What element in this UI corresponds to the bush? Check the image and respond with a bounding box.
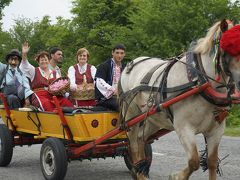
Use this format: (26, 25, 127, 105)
(226, 105, 240, 127)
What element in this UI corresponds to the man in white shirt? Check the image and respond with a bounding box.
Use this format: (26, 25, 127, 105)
(49, 47, 63, 76)
(95, 44, 126, 111)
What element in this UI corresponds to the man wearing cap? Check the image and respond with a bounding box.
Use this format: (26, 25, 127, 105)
(0, 49, 33, 109)
(49, 47, 63, 76)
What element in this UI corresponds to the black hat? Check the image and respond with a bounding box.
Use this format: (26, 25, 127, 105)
(5, 49, 22, 62)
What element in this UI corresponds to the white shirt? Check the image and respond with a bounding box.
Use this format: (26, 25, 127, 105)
(49, 64, 61, 76)
(95, 59, 121, 99)
(96, 78, 115, 99)
(68, 63, 96, 90)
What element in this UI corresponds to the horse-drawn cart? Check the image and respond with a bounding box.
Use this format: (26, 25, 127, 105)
(2, 20, 240, 180)
(0, 78, 239, 180)
(0, 93, 154, 180)
(0, 78, 236, 180)
(0, 81, 221, 180)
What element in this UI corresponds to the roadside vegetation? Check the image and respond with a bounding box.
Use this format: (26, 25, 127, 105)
(225, 105, 240, 136)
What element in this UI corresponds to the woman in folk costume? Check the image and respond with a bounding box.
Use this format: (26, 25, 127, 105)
(68, 48, 97, 107)
(19, 42, 73, 111)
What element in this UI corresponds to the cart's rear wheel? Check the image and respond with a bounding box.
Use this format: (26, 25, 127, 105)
(124, 143, 152, 171)
(0, 124, 13, 166)
(40, 138, 68, 180)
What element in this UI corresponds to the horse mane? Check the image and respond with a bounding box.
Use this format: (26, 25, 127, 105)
(194, 21, 222, 54)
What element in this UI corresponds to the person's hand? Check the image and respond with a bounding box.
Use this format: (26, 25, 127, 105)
(24, 97, 30, 107)
(22, 42, 30, 54)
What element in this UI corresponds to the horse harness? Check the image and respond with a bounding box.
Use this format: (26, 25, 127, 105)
(119, 50, 235, 125)
(118, 54, 198, 124)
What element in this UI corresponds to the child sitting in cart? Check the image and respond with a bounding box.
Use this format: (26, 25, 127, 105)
(19, 42, 73, 112)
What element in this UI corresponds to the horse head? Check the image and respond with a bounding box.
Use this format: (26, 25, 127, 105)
(194, 19, 240, 94)
(220, 22, 240, 90)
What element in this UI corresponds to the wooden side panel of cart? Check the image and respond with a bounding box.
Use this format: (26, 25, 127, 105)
(0, 108, 125, 142)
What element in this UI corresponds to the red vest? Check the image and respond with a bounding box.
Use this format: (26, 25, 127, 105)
(31, 67, 57, 90)
(74, 64, 93, 84)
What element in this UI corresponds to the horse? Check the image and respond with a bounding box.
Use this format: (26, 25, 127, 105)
(118, 19, 240, 180)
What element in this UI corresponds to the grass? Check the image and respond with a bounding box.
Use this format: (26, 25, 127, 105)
(224, 127, 240, 137)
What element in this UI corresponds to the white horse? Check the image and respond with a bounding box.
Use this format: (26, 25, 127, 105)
(119, 20, 240, 180)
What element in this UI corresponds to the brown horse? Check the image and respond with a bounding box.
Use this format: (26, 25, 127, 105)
(119, 20, 240, 180)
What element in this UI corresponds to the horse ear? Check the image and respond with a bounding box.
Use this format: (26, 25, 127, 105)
(220, 19, 229, 33)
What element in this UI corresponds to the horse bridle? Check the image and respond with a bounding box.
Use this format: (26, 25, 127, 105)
(187, 48, 236, 106)
(220, 52, 232, 77)
(212, 35, 236, 96)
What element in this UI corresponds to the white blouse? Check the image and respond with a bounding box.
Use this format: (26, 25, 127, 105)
(68, 63, 96, 90)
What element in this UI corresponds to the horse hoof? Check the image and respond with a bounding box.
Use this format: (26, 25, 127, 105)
(130, 168, 137, 180)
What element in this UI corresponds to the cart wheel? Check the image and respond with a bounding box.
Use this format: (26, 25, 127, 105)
(0, 124, 13, 167)
(40, 138, 68, 180)
(124, 143, 152, 171)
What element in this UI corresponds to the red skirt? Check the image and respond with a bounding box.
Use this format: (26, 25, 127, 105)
(32, 90, 73, 112)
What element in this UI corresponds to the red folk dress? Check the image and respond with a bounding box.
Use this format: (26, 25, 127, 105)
(31, 68, 73, 111)
(73, 64, 96, 107)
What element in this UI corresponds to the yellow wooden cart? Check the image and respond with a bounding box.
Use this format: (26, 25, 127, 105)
(0, 93, 153, 180)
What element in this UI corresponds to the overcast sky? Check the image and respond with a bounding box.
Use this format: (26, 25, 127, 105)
(2, 0, 73, 31)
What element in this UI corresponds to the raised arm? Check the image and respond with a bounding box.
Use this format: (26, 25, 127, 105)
(68, 66, 77, 90)
(19, 42, 35, 81)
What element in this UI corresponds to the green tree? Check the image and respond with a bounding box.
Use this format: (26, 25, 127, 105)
(0, 0, 12, 27)
(9, 18, 35, 45)
(126, 0, 240, 59)
(30, 16, 76, 72)
(71, 0, 136, 64)
(6, 16, 76, 71)
(0, 0, 12, 60)
(2, 0, 240, 68)
(1, 16, 71, 64)
(0, 30, 14, 61)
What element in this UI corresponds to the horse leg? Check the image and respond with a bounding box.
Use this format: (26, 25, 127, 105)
(170, 129, 199, 180)
(123, 101, 149, 180)
(127, 126, 148, 180)
(205, 125, 224, 180)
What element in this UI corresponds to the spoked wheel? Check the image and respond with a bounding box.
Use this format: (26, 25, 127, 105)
(40, 138, 68, 180)
(0, 124, 13, 166)
(124, 143, 153, 171)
